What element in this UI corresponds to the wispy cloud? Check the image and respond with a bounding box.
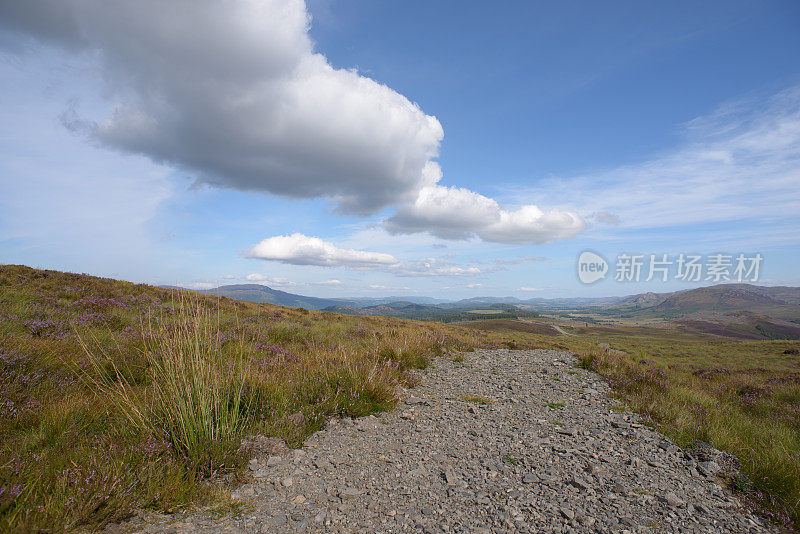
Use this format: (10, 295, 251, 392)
(492, 255, 547, 265)
(312, 279, 342, 286)
(245, 273, 298, 287)
(526, 87, 800, 237)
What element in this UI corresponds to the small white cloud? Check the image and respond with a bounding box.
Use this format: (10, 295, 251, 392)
(313, 279, 342, 286)
(222, 274, 236, 279)
(245, 233, 400, 268)
(520, 286, 543, 291)
(467, 283, 483, 288)
(493, 255, 548, 265)
(245, 273, 297, 286)
(271, 277, 298, 286)
(394, 264, 484, 277)
(386, 185, 585, 244)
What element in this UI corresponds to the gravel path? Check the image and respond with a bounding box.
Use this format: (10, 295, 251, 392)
(125, 349, 774, 533)
(551, 326, 576, 336)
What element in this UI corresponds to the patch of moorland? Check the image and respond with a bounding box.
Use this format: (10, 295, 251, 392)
(0, 265, 560, 532)
(461, 318, 560, 336)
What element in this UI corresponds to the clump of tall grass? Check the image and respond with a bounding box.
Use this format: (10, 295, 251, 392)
(78, 297, 251, 475)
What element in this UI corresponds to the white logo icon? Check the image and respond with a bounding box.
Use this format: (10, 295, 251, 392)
(577, 251, 608, 284)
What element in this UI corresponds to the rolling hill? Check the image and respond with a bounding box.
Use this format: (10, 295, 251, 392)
(194, 284, 349, 309)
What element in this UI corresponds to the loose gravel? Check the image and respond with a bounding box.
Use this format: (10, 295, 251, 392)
(118, 349, 775, 533)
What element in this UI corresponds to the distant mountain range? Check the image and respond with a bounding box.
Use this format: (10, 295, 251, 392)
(189, 284, 447, 310)
(185, 283, 628, 312)
(179, 282, 800, 338)
(186, 281, 797, 317)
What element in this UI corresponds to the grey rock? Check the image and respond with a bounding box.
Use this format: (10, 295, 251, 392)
(339, 487, 362, 501)
(560, 507, 575, 520)
(698, 460, 720, 476)
(663, 492, 685, 507)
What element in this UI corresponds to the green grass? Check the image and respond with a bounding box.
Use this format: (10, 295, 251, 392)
(546, 402, 565, 409)
(502, 454, 519, 465)
(0, 264, 555, 532)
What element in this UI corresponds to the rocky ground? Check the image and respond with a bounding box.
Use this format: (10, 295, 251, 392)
(120, 349, 775, 533)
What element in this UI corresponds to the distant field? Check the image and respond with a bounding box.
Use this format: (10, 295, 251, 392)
(465, 309, 503, 314)
(462, 319, 560, 336)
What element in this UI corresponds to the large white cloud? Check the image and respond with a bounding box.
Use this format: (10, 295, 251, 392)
(386, 185, 586, 243)
(245, 233, 399, 268)
(0, 0, 443, 215)
(0, 0, 587, 244)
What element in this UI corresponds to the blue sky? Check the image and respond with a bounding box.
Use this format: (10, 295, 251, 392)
(1, 0, 799, 299)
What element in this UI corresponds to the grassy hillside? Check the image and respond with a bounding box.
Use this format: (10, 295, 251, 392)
(0, 265, 556, 532)
(3, 265, 799, 530)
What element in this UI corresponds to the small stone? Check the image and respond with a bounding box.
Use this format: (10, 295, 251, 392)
(281, 477, 294, 487)
(267, 455, 282, 467)
(339, 487, 361, 501)
(663, 492, 685, 507)
(406, 396, 425, 405)
(569, 476, 591, 490)
(314, 458, 332, 470)
(248, 458, 259, 471)
(560, 507, 575, 520)
(698, 460, 720, 476)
